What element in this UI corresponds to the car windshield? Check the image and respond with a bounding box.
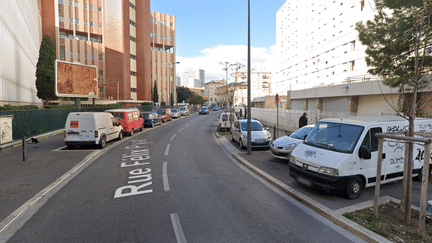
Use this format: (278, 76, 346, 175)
(305, 122, 364, 153)
(290, 126, 313, 140)
(156, 110, 166, 115)
(240, 121, 263, 131)
(200, 108, 207, 111)
(172, 109, 177, 112)
(180, 107, 186, 111)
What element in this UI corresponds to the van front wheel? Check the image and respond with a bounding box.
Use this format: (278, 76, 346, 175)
(345, 176, 363, 200)
(118, 131, 123, 140)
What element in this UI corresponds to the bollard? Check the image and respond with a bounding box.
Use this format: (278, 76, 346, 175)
(22, 138, 27, 161)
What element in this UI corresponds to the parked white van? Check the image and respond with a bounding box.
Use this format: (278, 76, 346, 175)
(217, 112, 238, 132)
(289, 116, 432, 199)
(64, 112, 123, 149)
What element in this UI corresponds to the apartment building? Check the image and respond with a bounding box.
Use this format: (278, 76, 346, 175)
(204, 80, 225, 105)
(41, 0, 106, 98)
(105, 0, 151, 101)
(1, 1, 42, 106)
(151, 11, 176, 104)
(275, 0, 376, 94)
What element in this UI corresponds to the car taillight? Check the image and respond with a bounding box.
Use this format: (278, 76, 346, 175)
(95, 131, 99, 138)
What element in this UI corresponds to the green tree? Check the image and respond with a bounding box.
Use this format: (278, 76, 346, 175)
(176, 86, 194, 103)
(356, 0, 432, 225)
(188, 95, 206, 105)
(153, 82, 159, 102)
(35, 35, 57, 106)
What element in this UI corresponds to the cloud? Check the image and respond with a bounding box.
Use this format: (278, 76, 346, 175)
(177, 45, 276, 82)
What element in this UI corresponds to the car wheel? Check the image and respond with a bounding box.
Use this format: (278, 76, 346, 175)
(151, 121, 155, 127)
(118, 131, 123, 140)
(67, 144, 75, 149)
(345, 176, 363, 200)
(99, 136, 107, 149)
(140, 124, 144, 132)
(130, 129, 134, 136)
(239, 139, 246, 149)
(230, 133, 234, 141)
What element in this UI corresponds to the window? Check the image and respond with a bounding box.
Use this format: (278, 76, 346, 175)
(129, 2, 135, 9)
(70, 51, 73, 59)
(85, 52, 88, 59)
(59, 0, 64, 4)
(98, 6, 102, 11)
(84, 21, 88, 26)
(68, 34, 73, 39)
(130, 54, 136, 60)
(170, 23, 173, 27)
(361, 128, 382, 152)
(75, 1, 78, 7)
(164, 35, 167, 39)
(150, 33, 153, 37)
(164, 21, 167, 25)
(59, 16, 64, 22)
(99, 54, 103, 60)
(60, 46, 65, 61)
(160, 34, 163, 39)
(69, 0, 72, 6)
(160, 20, 163, 24)
(131, 88, 137, 92)
(77, 51, 80, 58)
(170, 36, 173, 41)
(92, 53, 95, 60)
(98, 23, 102, 28)
(90, 5, 93, 10)
(90, 22, 94, 27)
(131, 71, 137, 76)
(99, 70, 103, 76)
(84, 3, 87, 8)
(60, 33, 67, 39)
(69, 18, 73, 23)
(130, 20, 136, 26)
(130, 36, 136, 42)
(75, 19, 79, 24)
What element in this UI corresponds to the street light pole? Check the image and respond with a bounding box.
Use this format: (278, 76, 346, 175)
(169, 61, 180, 107)
(247, 0, 251, 154)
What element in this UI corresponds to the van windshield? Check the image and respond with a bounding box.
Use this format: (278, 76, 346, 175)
(304, 122, 364, 153)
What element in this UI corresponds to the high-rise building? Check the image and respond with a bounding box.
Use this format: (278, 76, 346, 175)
(105, 0, 151, 101)
(180, 68, 205, 88)
(1, 1, 42, 106)
(151, 11, 176, 104)
(41, 0, 106, 99)
(40, 0, 151, 102)
(275, 0, 376, 94)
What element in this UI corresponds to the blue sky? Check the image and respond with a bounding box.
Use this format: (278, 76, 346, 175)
(150, 0, 285, 80)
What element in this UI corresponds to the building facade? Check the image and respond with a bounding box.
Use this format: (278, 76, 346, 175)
(180, 68, 205, 88)
(151, 11, 176, 104)
(1, 0, 42, 106)
(105, 0, 151, 102)
(275, 0, 376, 94)
(204, 80, 225, 105)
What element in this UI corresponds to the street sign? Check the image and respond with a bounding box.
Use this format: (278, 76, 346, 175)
(275, 93, 279, 104)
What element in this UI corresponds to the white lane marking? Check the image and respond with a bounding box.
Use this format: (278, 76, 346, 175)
(163, 162, 170, 191)
(170, 213, 187, 243)
(178, 128, 184, 132)
(185, 124, 190, 127)
(170, 134, 177, 141)
(165, 144, 170, 156)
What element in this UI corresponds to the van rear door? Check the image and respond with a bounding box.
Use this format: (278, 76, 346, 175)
(66, 117, 95, 142)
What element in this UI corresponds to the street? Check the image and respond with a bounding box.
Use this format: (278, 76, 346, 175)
(5, 111, 365, 242)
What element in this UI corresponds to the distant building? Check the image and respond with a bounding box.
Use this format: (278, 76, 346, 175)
(151, 11, 177, 104)
(204, 80, 226, 105)
(181, 68, 205, 88)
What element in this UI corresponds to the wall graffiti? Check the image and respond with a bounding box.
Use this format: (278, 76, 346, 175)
(304, 149, 317, 158)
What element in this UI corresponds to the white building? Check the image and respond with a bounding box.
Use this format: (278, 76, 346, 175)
(275, 0, 377, 94)
(0, 1, 42, 106)
(180, 68, 205, 88)
(232, 69, 272, 107)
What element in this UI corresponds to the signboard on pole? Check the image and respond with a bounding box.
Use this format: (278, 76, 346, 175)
(275, 93, 279, 104)
(55, 60, 98, 98)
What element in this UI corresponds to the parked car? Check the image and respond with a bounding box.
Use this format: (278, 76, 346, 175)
(217, 112, 238, 132)
(212, 106, 219, 111)
(199, 107, 209, 115)
(64, 112, 123, 149)
(156, 109, 172, 122)
(179, 106, 190, 116)
(105, 108, 144, 136)
(270, 125, 315, 160)
(141, 111, 162, 127)
(171, 108, 181, 119)
(230, 119, 272, 149)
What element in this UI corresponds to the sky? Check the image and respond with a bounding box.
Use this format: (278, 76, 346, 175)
(150, 0, 285, 82)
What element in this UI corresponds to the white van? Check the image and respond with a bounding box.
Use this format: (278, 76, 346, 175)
(64, 112, 123, 149)
(289, 116, 432, 199)
(217, 112, 238, 132)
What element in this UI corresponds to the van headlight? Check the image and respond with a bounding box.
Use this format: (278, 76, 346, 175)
(289, 155, 296, 164)
(318, 167, 339, 176)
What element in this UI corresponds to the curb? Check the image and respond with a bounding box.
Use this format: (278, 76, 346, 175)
(217, 135, 391, 243)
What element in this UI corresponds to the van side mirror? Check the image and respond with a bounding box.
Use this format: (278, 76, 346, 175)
(359, 145, 371, 160)
(115, 122, 120, 126)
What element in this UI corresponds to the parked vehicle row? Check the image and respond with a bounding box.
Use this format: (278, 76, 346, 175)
(227, 115, 432, 200)
(64, 107, 192, 149)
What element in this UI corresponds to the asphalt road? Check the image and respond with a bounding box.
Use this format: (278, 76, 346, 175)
(7, 111, 365, 242)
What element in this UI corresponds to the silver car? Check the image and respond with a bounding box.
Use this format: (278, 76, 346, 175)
(179, 107, 189, 116)
(171, 109, 180, 119)
(230, 120, 272, 149)
(270, 125, 314, 160)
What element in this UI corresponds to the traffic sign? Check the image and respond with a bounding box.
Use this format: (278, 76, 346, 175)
(275, 94, 279, 104)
